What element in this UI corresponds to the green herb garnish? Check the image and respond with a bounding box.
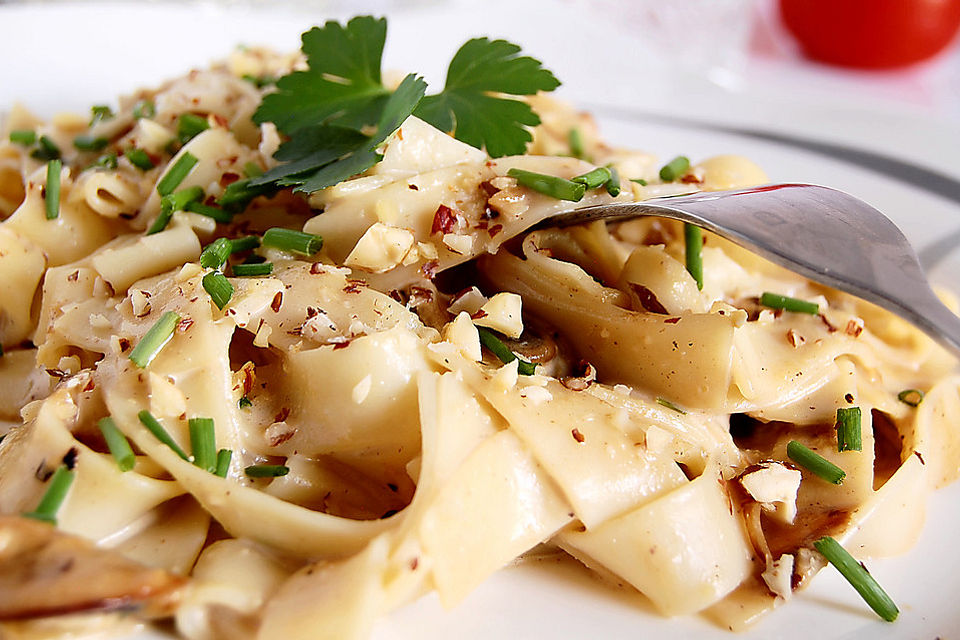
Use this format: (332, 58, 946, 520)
(787, 440, 845, 484)
(760, 292, 819, 315)
(245, 464, 290, 478)
(572, 167, 611, 190)
(262, 228, 323, 255)
(90, 104, 114, 125)
(128, 311, 179, 368)
(188, 417, 217, 473)
(897, 389, 924, 407)
(177, 113, 210, 144)
(202, 271, 234, 310)
(507, 168, 585, 202)
(232, 262, 273, 276)
(200, 237, 232, 269)
(659, 155, 690, 182)
(124, 148, 155, 171)
(30, 135, 61, 161)
(138, 410, 189, 460)
(477, 327, 536, 375)
(9, 129, 37, 146)
(605, 164, 621, 197)
(216, 178, 275, 213)
(73, 135, 108, 152)
(45, 159, 61, 220)
(813, 536, 898, 622)
(93, 152, 119, 170)
(656, 397, 687, 414)
(133, 100, 156, 119)
(568, 127, 586, 159)
(684, 224, 703, 290)
(836, 407, 862, 452)
(229, 236, 261, 253)
(238, 396, 253, 409)
(185, 201, 232, 223)
(23, 465, 75, 524)
(156, 152, 198, 196)
(147, 185, 205, 235)
(215, 449, 233, 478)
(97, 417, 135, 472)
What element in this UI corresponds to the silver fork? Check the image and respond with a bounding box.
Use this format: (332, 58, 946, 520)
(547, 183, 960, 357)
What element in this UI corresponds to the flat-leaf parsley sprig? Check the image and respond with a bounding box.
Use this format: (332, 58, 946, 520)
(251, 16, 559, 194)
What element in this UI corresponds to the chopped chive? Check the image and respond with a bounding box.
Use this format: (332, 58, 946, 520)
(262, 228, 323, 255)
(73, 135, 108, 152)
(45, 160, 61, 220)
(787, 440, 845, 484)
(568, 127, 586, 159)
(245, 464, 290, 478)
(185, 201, 232, 223)
(836, 407, 862, 452)
(572, 167, 611, 190)
(128, 310, 180, 368)
(215, 449, 233, 478)
(188, 417, 217, 473)
(200, 237, 232, 269)
(243, 161, 263, 178)
(229, 235, 261, 253)
(684, 224, 703, 290)
(477, 327, 537, 375)
(760, 292, 819, 315)
(605, 164, 621, 197)
(23, 465, 75, 524)
(659, 155, 690, 182)
(656, 397, 687, 414)
(202, 271, 234, 310)
(156, 152, 198, 196)
(9, 129, 37, 146)
(238, 396, 252, 409)
(897, 389, 924, 407)
(813, 536, 898, 622)
(508, 168, 585, 202)
(97, 417, 135, 472)
(30, 135, 61, 161)
(232, 262, 273, 276)
(177, 113, 210, 144)
(124, 147, 155, 171)
(133, 100, 156, 120)
(148, 186, 205, 235)
(217, 178, 275, 213)
(90, 105, 114, 125)
(631, 178, 648, 186)
(145, 208, 174, 235)
(92, 152, 119, 170)
(138, 410, 189, 460)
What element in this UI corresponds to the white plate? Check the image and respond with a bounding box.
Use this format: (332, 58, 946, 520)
(2, 3, 958, 639)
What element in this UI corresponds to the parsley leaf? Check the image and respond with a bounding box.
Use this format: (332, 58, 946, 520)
(414, 38, 560, 157)
(253, 16, 390, 134)
(251, 74, 427, 193)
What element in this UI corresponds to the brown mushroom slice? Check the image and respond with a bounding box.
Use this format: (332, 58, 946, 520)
(0, 515, 184, 620)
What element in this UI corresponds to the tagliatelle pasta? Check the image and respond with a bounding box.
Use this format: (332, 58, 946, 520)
(0, 33, 959, 640)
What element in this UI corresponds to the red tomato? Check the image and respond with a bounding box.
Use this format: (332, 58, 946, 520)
(779, 0, 960, 69)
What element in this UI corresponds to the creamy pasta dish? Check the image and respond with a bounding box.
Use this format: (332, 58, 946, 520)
(0, 17, 958, 640)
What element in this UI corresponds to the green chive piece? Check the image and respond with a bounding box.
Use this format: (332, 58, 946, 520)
(217, 178, 274, 213)
(659, 156, 690, 182)
(97, 417, 135, 472)
(23, 465, 75, 524)
(177, 113, 210, 144)
(229, 235, 261, 253)
(760, 292, 819, 315)
(813, 536, 899, 622)
(156, 152, 198, 196)
(145, 208, 174, 235)
(243, 161, 263, 178)
(124, 147, 155, 171)
(188, 417, 217, 473)
(897, 389, 924, 407)
(656, 397, 687, 414)
(572, 167, 611, 190)
(238, 396, 252, 409)
(45, 160, 61, 220)
(568, 127, 586, 159)
(203, 271, 234, 310)
(30, 135, 61, 161)
(836, 407, 862, 452)
(631, 178, 648, 186)
(507, 168, 585, 202)
(477, 327, 537, 375)
(90, 105, 114, 125)
(138, 410, 189, 460)
(245, 464, 290, 478)
(93, 152, 119, 170)
(200, 237, 232, 269)
(128, 311, 180, 368)
(232, 262, 273, 277)
(9, 129, 37, 146)
(133, 100, 156, 120)
(185, 201, 232, 223)
(787, 440, 845, 484)
(605, 165, 622, 197)
(684, 224, 703, 290)
(73, 135, 108, 152)
(215, 449, 233, 478)
(262, 228, 323, 255)
(147, 186, 204, 235)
